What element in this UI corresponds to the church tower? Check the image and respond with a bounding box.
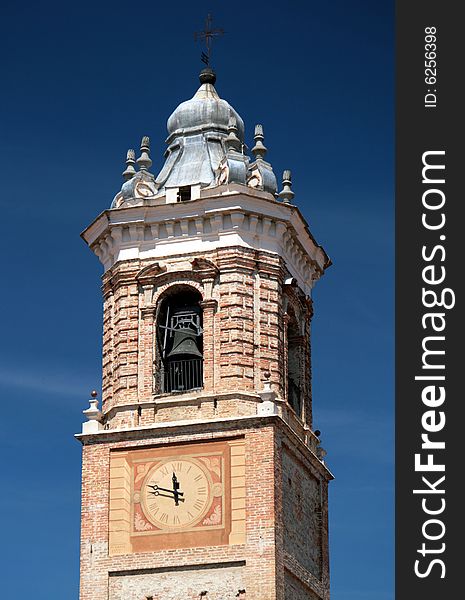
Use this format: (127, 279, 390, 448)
(78, 66, 333, 600)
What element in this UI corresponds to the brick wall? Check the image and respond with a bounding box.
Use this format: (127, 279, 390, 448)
(79, 421, 280, 600)
(99, 246, 313, 432)
(79, 418, 331, 600)
(108, 563, 245, 600)
(80, 241, 329, 600)
(284, 571, 320, 600)
(281, 448, 322, 579)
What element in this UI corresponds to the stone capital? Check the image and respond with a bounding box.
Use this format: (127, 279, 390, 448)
(200, 298, 218, 312)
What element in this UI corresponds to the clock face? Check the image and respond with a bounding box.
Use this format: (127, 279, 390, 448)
(109, 440, 245, 555)
(140, 457, 213, 530)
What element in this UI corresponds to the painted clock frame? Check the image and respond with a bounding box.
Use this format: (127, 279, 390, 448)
(109, 438, 246, 555)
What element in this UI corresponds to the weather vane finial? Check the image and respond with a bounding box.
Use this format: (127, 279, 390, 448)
(194, 14, 224, 66)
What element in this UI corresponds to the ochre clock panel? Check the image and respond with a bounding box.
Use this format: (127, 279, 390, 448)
(109, 438, 246, 555)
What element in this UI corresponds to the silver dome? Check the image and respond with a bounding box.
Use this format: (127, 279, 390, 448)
(167, 81, 245, 141)
(155, 70, 245, 192)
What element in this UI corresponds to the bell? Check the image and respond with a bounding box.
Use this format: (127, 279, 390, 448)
(167, 329, 203, 358)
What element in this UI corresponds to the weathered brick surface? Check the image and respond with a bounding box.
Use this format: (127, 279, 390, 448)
(284, 570, 320, 600)
(282, 448, 321, 579)
(108, 563, 245, 600)
(79, 418, 331, 600)
(99, 246, 313, 431)
(80, 240, 329, 600)
(79, 421, 282, 600)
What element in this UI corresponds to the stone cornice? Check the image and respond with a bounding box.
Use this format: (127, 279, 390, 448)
(81, 189, 329, 296)
(103, 390, 263, 420)
(75, 411, 334, 481)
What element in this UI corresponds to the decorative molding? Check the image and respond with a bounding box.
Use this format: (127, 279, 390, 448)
(81, 190, 329, 297)
(136, 262, 167, 283)
(200, 298, 218, 311)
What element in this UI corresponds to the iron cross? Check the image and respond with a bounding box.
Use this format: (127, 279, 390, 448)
(194, 14, 224, 66)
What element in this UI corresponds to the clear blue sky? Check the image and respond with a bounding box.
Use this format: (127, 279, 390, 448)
(0, 1, 393, 598)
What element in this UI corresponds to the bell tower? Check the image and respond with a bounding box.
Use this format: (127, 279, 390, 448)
(78, 67, 333, 600)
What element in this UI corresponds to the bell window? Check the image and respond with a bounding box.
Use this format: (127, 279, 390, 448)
(287, 310, 303, 417)
(156, 288, 203, 393)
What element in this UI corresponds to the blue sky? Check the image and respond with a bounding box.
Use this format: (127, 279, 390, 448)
(0, 1, 393, 598)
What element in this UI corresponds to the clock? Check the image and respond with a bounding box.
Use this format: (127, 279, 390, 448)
(140, 457, 214, 530)
(108, 439, 246, 554)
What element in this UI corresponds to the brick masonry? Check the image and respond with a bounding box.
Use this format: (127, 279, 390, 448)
(79, 242, 331, 599)
(108, 562, 246, 600)
(99, 246, 313, 430)
(79, 418, 331, 600)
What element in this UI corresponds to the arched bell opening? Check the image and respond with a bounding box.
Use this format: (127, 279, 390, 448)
(287, 308, 303, 418)
(156, 286, 203, 393)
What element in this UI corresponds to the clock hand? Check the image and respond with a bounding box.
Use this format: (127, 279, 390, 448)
(147, 483, 185, 504)
(172, 472, 180, 505)
(147, 484, 180, 494)
(172, 472, 180, 489)
(172, 472, 183, 506)
(148, 489, 185, 503)
(149, 490, 180, 500)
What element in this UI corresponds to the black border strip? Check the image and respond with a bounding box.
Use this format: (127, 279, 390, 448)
(396, 3, 462, 598)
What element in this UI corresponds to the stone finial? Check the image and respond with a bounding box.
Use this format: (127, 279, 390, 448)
(226, 113, 241, 152)
(122, 149, 136, 180)
(137, 136, 153, 171)
(263, 370, 271, 392)
(314, 429, 328, 461)
(251, 124, 267, 160)
(82, 390, 103, 434)
(199, 67, 216, 85)
(257, 370, 279, 415)
(316, 445, 328, 461)
(278, 169, 295, 203)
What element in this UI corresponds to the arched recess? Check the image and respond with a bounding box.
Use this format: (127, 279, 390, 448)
(283, 278, 313, 423)
(286, 304, 304, 417)
(155, 285, 204, 394)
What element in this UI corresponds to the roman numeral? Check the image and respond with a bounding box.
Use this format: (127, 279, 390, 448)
(149, 504, 159, 514)
(194, 499, 204, 511)
(194, 474, 203, 482)
(173, 515, 180, 525)
(160, 513, 168, 523)
(172, 462, 182, 472)
(197, 487, 207, 495)
(187, 511, 194, 520)
(160, 466, 168, 477)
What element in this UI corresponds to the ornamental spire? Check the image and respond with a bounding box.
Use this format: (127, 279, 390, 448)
(136, 136, 152, 171)
(122, 149, 136, 180)
(251, 124, 267, 161)
(226, 113, 241, 152)
(278, 170, 295, 203)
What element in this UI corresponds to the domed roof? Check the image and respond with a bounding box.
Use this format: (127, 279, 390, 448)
(110, 69, 280, 206)
(166, 69, 245, 142)
(154, 69, 246, 191)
